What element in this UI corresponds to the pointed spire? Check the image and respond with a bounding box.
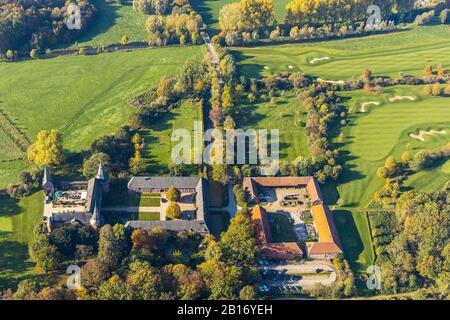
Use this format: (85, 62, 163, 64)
(90, 201, 102, 228)
(95, 162, 108, 181)
(43, 166, 52, 186)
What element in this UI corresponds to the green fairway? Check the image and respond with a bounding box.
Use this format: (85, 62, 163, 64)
(403, 158, 450, 193)
(333, 210, 374, 274)
(141, 99, 203, 174)
(0, 46, 202, 188)
(240, 93, 309, 162)
(191, 0, 290, 34)
(232, 25, 450, 80)
(60, 0, 150, 48)
(0, 192, 43, 288)
(337, 86, 450, 208)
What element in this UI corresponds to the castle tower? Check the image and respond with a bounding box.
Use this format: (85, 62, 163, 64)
(95, 162, 110, 192)
(42, 166, 54, 194)
(89, 202, 103, 229)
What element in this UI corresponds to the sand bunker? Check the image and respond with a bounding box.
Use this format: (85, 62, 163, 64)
(409, 129, 446, 142)
(360, 101, 380, 112)
(264, 66, 270, 70)
(317, 78, 345, 85)
(310, 57, 330, 64)
(388, 95, 416, 102)
(288, 65, 294, 69)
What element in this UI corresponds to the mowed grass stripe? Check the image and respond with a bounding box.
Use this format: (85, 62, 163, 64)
(233, 25, 450, 79)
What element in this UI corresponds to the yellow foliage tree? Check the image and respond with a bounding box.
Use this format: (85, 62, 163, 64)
(27, 129, 64, 166)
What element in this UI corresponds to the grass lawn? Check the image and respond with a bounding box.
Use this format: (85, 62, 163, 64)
(239, 93, 309, 162)
(138, 212, 160, 220)
(268, 213, 298, 243)
(206, 211, 230, 238)
(232, 25, 450, 80)
(141, 99, 203, 174)
(0, 192, 44, 289)
(0, 46, 202, 188)
(136, 194, 161, 207)
(58, 0, 150, 49)
(0, 129, 24, 161)
(191, 0, 290, 34)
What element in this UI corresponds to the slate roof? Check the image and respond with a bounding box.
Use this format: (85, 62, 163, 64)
(128, 176, 201, 191)
(125, 220, 209, 235)
(96, 162, 108, 181)
(85, 178, 103, 214)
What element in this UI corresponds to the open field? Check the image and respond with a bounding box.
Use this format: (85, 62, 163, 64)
(141, 100, 203, 174)
(240, 93, 309, 162)
(0, 129, 24, 161)
(0, 192, 44, 288)
(232, 25, 450, 79)
(337, 85, 450, 208)
(191, 0, 290, 34)
(0, 46, 202, 188)
(59, 0, 150, 49)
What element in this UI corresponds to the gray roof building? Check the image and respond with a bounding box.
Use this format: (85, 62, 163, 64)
(127, 176, 201, 192)
(125, 220, 210, 235)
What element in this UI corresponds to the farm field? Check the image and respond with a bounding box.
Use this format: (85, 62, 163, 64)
(232, 25, 450, 80)
(141, 99, 203, 174)
(337, 85, 450, 208)
(0, 46, 202, 188)
(59, 0, 150, 49)
(239, 93, 310, 162)
(0, 192, 43, 288)
(191, 0, 290, 33)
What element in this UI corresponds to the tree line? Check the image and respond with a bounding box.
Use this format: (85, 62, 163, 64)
(0, 0, 96, 54)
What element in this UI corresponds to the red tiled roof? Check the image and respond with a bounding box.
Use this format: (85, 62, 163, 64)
(243, 176, 324, 205)
(311, 204, 342, 248)
(306, 242, 342, 255)
(261, 243, 303, 259)
(251, 206, 303, 259)
(251, 206, 273, 244)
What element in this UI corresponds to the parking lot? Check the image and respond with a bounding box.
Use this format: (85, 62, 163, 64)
(258, 259, 336, 294)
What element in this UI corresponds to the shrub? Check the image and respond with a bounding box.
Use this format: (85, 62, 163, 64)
(233, 184, 246, 207)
